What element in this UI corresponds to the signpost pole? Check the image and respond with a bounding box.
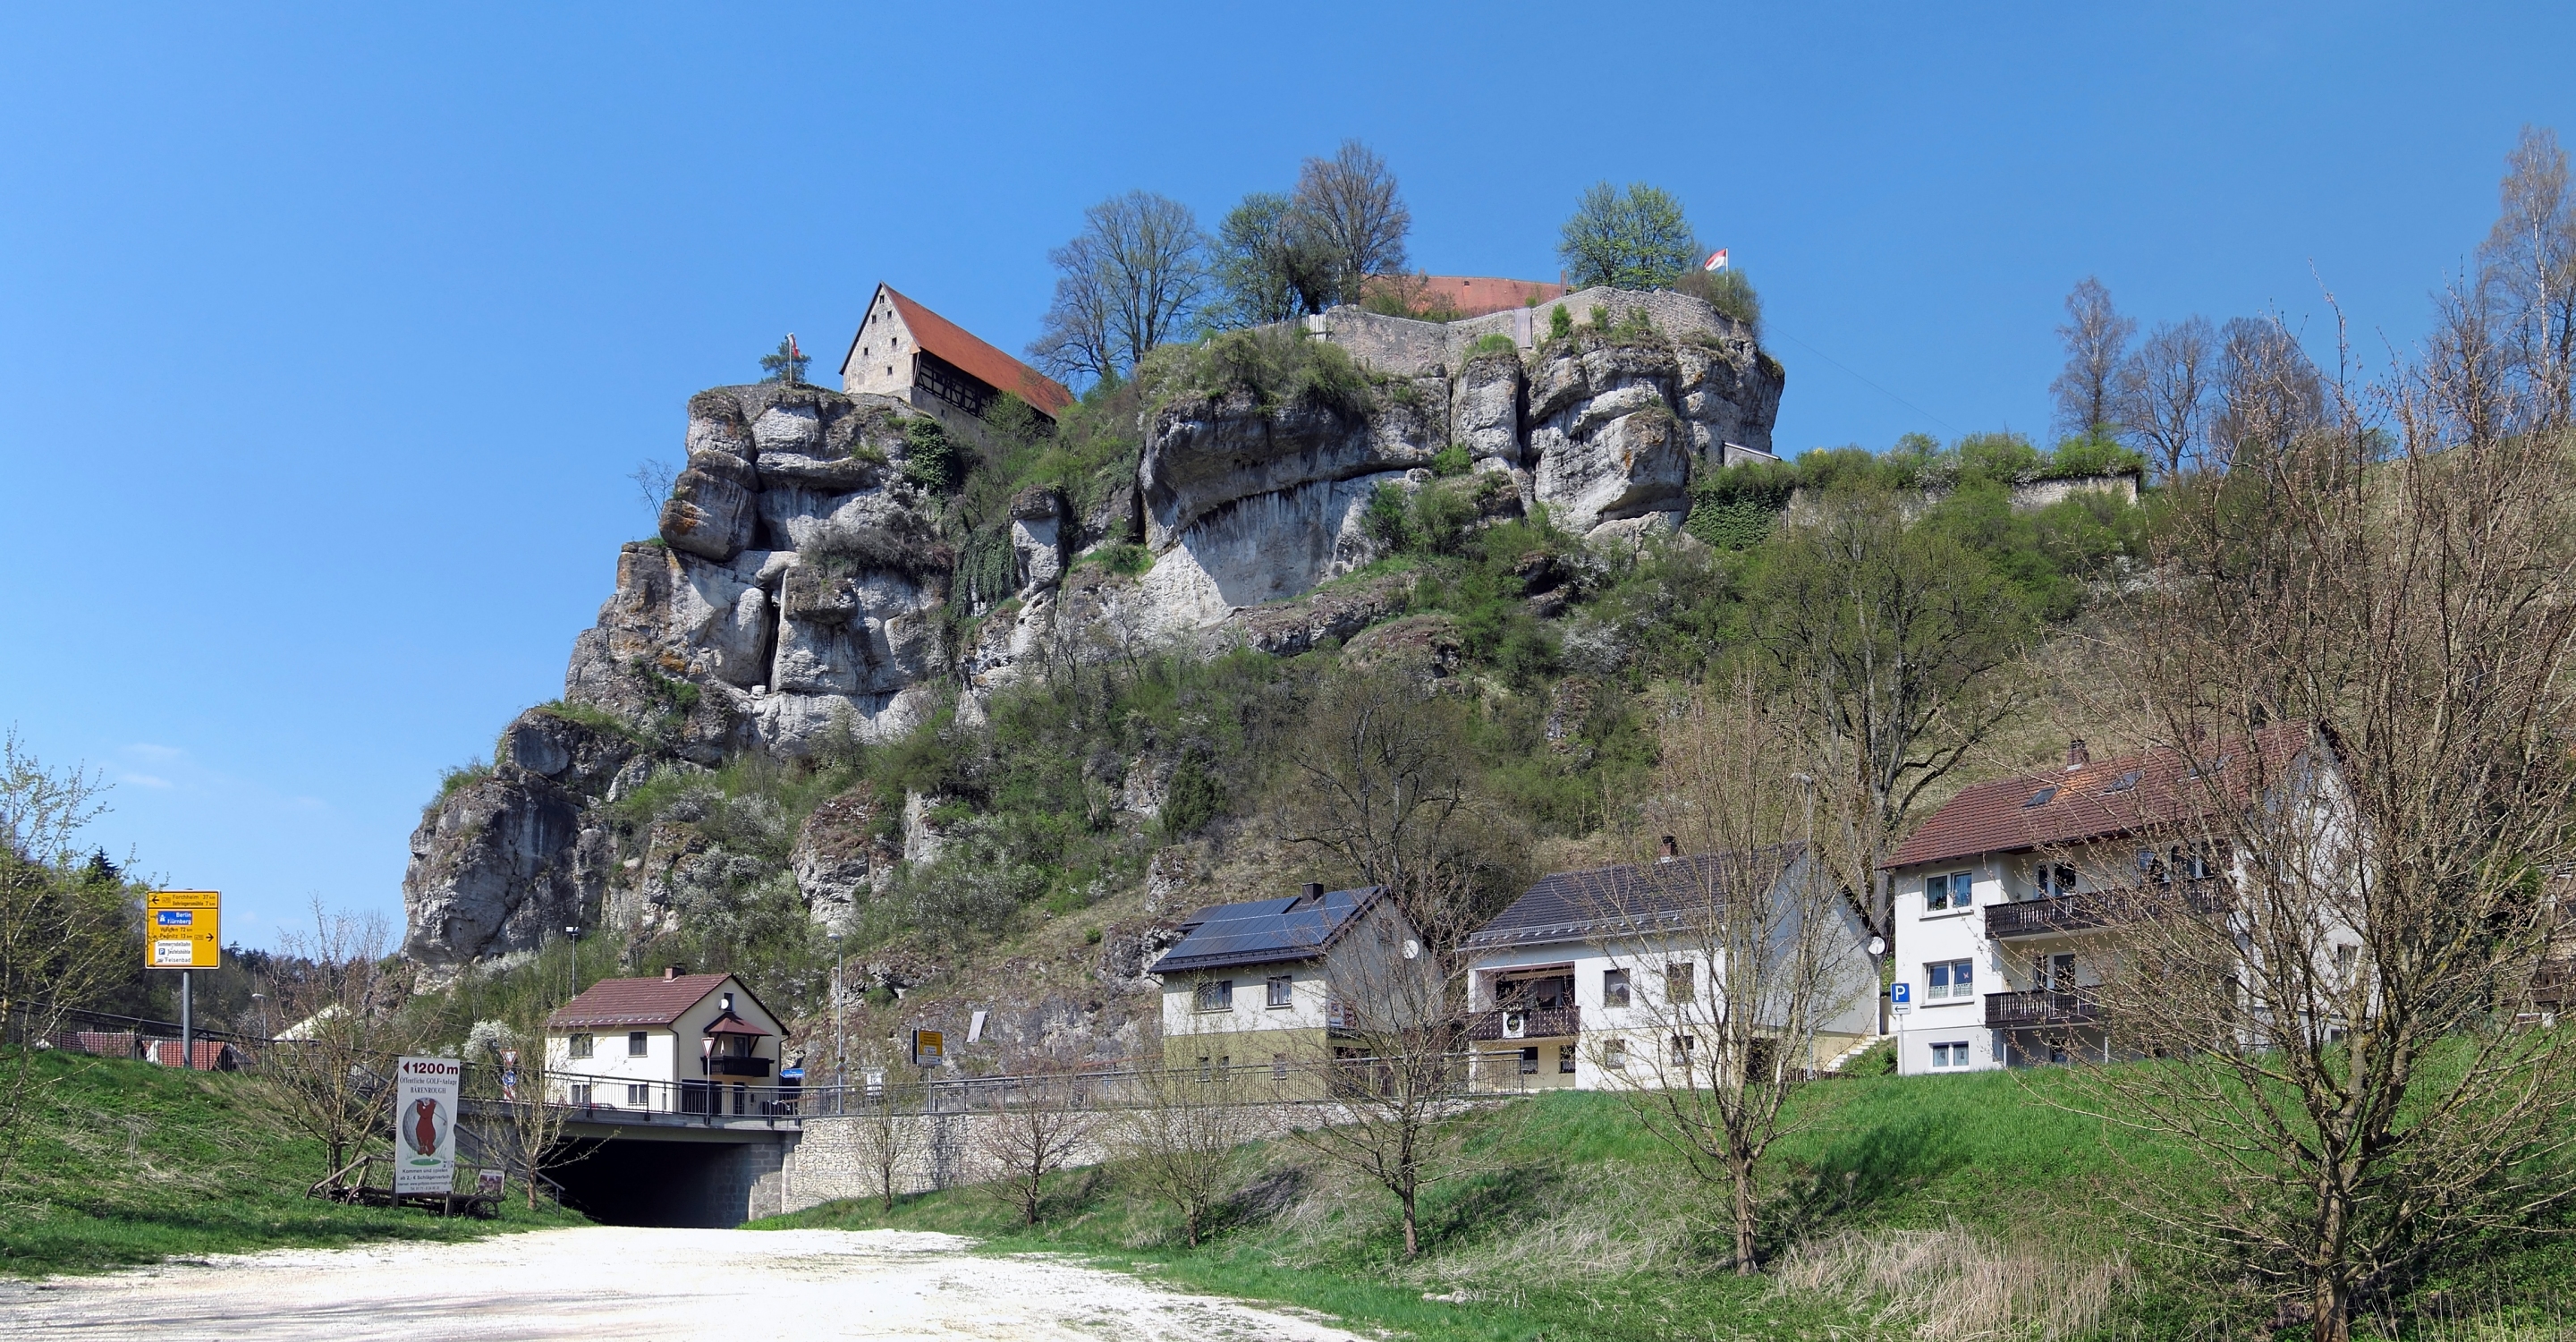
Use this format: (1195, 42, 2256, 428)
(179, 970, 191, 1070)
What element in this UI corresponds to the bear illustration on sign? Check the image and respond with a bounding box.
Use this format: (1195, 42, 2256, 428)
(406, 1097, 445, 1156)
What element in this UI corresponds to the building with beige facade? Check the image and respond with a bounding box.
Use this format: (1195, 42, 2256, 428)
(837, 283, 1072, 440)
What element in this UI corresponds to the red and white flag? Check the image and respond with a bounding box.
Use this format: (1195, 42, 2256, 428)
(1702, 249, 1729, 272)
(788, 334, 802, 361)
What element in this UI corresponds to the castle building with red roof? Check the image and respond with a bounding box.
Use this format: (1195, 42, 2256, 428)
(838, 284, 1073, 435)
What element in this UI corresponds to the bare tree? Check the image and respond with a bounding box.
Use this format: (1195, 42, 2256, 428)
(1030, 191, 1208, 386)
(259, 902, 409, 1185)
(2050, 276, 2137, 437)
(847, 1049, 923, 1211)
(2116, 315, 2216, 479)
(1292, 140, 1410, 303)
(1281, 862, 1474, 1257)
(1282, 672, 1475, 931)
(1110, 1064, 1258, 1246)
(0, 731, 131, 1188)
(2075, 307, 2576, 1339)
(464, 1015, 575, 1210)
(2477, 124, 2576, 426)
(972, 1060, 1094, 1227)
(1582, 680, 1873, 1274)
(1752, 491, 2035, 941)
(2211, 314, 2326, 469)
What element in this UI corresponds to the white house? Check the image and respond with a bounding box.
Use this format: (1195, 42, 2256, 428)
(1885, 726, 2350, 1075)
(838, 283, 1074, 439)
(1150, 882, 1425, 1091)
(1460, 841, 1880, 1091)
(544, 968, 789, 1117)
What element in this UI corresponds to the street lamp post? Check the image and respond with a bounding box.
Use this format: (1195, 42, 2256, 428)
(564, 924, 580, 1007)
(828, 930, 846, 1117)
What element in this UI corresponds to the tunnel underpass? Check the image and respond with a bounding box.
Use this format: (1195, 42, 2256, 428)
(547, 1132, 788, 1227)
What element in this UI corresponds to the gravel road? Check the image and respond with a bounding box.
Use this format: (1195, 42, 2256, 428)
(0, 1226, 1369, 1341)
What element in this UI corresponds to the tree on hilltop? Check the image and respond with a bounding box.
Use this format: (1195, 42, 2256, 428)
(1208, 141, 1411, 326)
(1030, 191, 1208, 385)
(2049, 276, 2134, 437)
(1559, 182, 1697, 290)
(758, 335, 809, 386)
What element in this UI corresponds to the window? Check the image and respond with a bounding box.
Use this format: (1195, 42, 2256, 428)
(1929, 1041, 1971, 1069)
(1197, 1056, 1212, 1083)
(568, 1033, 593, 1059)
(2334, 944, 2359, 976)
(1519, 1046, 1539, 1075)
(1603, 968, 1631, 1007)
(2036, 863, 2077, 898)
(627, 1031, 648, 1057)
(1603, 1037, 1628, 1068)
(1925, 871, 1976, 912)
(627, 1083, 648, 1107)
(1665, 963, 1696, 1004)
(1670, 1034, 1698, 1067)
(570, 1083, 594, 1105)
(1926, 959, 1974, 999)
(1194, 979, 1233, 1012)
(2036, 953, 2075, 991)
(2104, 769, 2143, 794)
(1558, 1044, 1577, 1074)
(1272, 1053, 1290, 1082)
(1267, 975, 1294, 1008)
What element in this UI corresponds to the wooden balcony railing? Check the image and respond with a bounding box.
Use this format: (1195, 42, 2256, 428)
(706, 1055, 774, 1079)
(1985, 879, 2229, 939)
(1985, 989, 2101, 1030)
(1465, 1006, 1581, 1041)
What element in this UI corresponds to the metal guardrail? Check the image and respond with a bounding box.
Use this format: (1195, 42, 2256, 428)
(1985, 989, 2102, 1029)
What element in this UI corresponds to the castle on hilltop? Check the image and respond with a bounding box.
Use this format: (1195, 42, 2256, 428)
(837, 282, 1072, 437)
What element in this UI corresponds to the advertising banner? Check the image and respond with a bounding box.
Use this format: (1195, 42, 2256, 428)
(143, 890, 221, 970)
(393, 1056, 463, 1195)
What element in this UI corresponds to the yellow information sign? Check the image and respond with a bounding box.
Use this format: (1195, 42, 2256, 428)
(910, 1029, 944, 1066)
(145, 890, 221, 970)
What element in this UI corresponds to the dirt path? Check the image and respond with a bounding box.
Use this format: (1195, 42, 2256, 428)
(0, 1226, 1370, 1341)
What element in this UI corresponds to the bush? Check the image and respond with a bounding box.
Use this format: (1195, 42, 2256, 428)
(1668, 268, 1763, 336)
(1410, 480, 1481, 556)
(1135, 327, 1373, 418)
(1430, 444, 1472, 478)
(899, 415, 966, 492)
(1547, 305, 1574, 344)
(1468, 333, 1518, 360)
(1362, 481, 1412, 552)
(1157, 758, 1224, 839)
(1085, 540, 1154, 576)
(2041, 433, 2148, 480)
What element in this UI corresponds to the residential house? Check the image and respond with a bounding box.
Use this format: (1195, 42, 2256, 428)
(838, 283, 1074, 440)
(545, 968, 789, 1117)
(1460, 841, 1879, 1091)
(1885, 726, 2347, 1075)
(1150, 882, 1424, 1091)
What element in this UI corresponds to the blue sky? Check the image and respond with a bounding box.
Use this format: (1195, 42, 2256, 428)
(3, 3, 2569, 946)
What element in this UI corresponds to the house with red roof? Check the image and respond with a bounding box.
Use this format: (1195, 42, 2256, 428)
(545, 967, 789, 1117)
(1885, 726, 2353, 1075)
(838, 284, 1073, 435)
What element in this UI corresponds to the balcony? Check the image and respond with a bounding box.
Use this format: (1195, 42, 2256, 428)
(1984, 879, 2229, 939)
(1465, 1006, 1581, 1041)
(1985, 989, 2101, 1030)
(707, 1055, 774, 1079)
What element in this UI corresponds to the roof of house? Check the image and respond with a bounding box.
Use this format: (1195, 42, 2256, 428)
(845, 284, 1074, 417)
(1885, 725, 2318, 871)
(1464, 845, 1809, 951)
(1149, 887, 1388, 975)
(1413, 275, 1569, 319)
(547, 973, 744, 1030)
(702, 1014, 767, 1037)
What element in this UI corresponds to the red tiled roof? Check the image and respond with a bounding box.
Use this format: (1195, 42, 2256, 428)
(1885, 726, 2317, 871)
(547, 973, 733, 1030)
(1411, 275, 1568, 318)
(881, 286, 1074, 417)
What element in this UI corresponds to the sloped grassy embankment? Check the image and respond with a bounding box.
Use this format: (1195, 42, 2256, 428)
(760, 1063, 2576, 1341)
(0, 1049, 580, 1277)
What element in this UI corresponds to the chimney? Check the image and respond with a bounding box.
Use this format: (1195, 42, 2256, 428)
(1658, 836, 1679, 862)
(1301, 881, 1324, 904)
(663, 964, 684, 981)
(2066, 739, 2089, 770)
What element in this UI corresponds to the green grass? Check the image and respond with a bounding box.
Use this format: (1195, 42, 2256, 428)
(0, 1049, 581, 1277)
(757, 1068, 2576, 1340)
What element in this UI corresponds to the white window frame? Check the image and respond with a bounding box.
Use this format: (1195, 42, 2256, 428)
(1266, 975, 1294, 1009)
(1194, 979, 1233, 1013)
(627, 1031, 649, 1057)
(568, 1032, 593, 1059)
(1926, 958, 1974, 1000)
(626, 1083, 649, 1108)
(570, 1083, 594, 1105)
(1925, 871, 1977, 913)
(1929, 1041, 1971, 1069)
(1603, 968, 1631, 1008)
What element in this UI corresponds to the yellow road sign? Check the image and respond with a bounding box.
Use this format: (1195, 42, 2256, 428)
(145, 890, 221, 970)
(911, 1029, 944, 1066)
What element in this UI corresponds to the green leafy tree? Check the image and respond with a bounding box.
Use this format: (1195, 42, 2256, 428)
(1211, 191, 1337, 326)
(758, 335, 809, 386)
(1558, 183, 1698, 290)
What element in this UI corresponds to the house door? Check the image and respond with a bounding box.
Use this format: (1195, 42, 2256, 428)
(2036, 954, 2075, 990)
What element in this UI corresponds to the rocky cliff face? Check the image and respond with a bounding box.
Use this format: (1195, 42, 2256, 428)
(400, 289, 1782, 974)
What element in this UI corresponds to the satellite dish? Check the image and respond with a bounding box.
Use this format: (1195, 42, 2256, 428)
(1402, 939, 1420, 960)
(1868, 936, 1887, 956)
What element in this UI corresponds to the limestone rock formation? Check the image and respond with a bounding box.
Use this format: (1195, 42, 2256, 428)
(402, 285, 1785, 973)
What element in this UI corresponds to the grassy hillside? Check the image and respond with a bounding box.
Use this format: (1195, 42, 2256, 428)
(0, 1049, 580, 1277)
(759, 1067, 2576, 1341)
